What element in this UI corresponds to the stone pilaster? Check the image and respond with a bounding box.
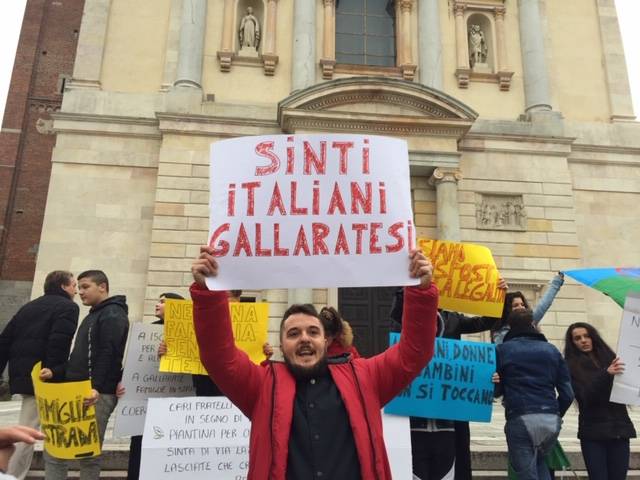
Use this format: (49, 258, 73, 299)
(429, 167, 462, 241)
(596, 0, 636, 121)
(398, 0, 416, 81)
(292, 0, 316, 92)
(454, 4, 470, 88)
(174, 0, 207, 88)
(320, 0, 336, 79)
(418, 0, 443, 90)
(217, 0, 235, 72)
(517, 0, 553, 114)
(494, 7, 512, 91)
(70, 0, 112, 89)
(262, 0, 280, 75)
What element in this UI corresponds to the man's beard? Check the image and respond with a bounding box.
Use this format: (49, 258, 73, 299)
(284, 354, 328, 381)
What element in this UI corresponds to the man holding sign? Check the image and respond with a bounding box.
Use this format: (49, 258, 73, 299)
(190, 246, 438, 480)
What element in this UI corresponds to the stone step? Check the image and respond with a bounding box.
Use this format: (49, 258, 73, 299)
(24, 448, 640, 478)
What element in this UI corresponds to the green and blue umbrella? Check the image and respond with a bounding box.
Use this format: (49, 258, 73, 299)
(564, 267, 640, 308)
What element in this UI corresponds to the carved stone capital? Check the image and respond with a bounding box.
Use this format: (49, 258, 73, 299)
(320, 58, 336, 79)
(262, 54, 279, 76)
(217, 51, 233, 72)
(400, 63, 417, 81)
(494, 6, 506, 19)
(455, 68, 470, 88)
(429, 168, 463, 186)
(498, 70, 514, 91)
(453, 3, 466, 16)
(399, 0, 413, 13)
(322, 0, 335, 6)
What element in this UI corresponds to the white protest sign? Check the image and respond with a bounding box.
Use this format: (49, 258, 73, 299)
(207, 134, 417, 290)
(140, 397, 250, 480)
(382, 413, 412, 480)
(114, 323, 194, 437)
(611, 293, 640, 405)
(140, 397, 411, 479)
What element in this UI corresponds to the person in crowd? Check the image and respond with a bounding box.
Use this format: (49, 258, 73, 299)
(191, 246, 438, 479)
(44, 270, 129, 480)
(0, 271, 79, 480)
(318, 306, 360, 358)
(0, 426, 45, 480)
(491, 273, 564, 344)
(125, 292, 184, 480)
(494, 310, 574, 480)
(191, 289, 242, 395)
(388, 278, 507, 480)
(263, 306, 360, 362)
(564, 322, 636, 480)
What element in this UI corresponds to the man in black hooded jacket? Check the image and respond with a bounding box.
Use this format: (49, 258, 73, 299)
(44, 270, 129, 480)
(0, 270, 78, 480)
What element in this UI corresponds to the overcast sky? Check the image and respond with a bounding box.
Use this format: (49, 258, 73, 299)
(0, 0, 638, 120)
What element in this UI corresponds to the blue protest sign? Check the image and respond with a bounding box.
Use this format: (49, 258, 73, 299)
(384, 334, 496, 422)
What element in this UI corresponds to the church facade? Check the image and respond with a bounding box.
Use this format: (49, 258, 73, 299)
(34, 0, 639, 351)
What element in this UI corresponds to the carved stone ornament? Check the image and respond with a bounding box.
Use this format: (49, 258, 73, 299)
(35, 118, 54, 135)
(476, 194, 527, 231)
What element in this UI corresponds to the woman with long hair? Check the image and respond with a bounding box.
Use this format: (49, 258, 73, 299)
(564, 322, 636, 479)
(318, 306, 360, 358)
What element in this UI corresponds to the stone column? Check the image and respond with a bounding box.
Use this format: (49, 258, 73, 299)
(596, 0, 636, 121)
(517, 0, 552, 113)
(320, 0, 336, 79)
(160, 0, 183, 90)
(418, 0, 443, 90)
(174, 0, 207, 88)
(453, 4, 470, 88)
(429, 168, 462, 241)
(291, 0, 316, 92)
(495, 8, 508, 72)
(217, 0, 235, 71)
(70, 0, 112, 88)
(288, 288, 314, 306)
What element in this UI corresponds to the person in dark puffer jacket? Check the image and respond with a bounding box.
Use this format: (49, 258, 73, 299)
(44, 270, 129, 480)
(0, 270, 79, 480)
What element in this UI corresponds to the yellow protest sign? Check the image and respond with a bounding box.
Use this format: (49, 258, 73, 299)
(159, 299, 269, 374)
(419, 238, 505, 317)
(31, 362, 100, 459)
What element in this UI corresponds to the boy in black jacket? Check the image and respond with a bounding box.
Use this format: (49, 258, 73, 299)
(44, 270, 129, 480)
(0, 270, 78, 480)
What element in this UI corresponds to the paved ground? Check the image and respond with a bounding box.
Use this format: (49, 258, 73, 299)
(1, 398, 639, 453)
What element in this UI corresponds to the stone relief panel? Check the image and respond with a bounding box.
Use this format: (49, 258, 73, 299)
(476, 194, 527, 231)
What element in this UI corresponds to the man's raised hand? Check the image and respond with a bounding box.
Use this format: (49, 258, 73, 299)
(192, 246, 219, 288)
(409, 249, 433, 288)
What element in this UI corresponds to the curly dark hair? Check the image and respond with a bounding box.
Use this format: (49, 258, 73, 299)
(492, 291, 531, 332)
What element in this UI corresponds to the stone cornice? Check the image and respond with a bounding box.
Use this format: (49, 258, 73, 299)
(460, 132, 576, 157)
(156, 112, 279, 137)
(51, 112, 161, 139)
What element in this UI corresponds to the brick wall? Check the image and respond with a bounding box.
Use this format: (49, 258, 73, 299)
(0, 0, 84, 282)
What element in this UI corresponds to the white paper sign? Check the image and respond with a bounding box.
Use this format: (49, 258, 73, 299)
(140, 397, 251, 480)
(207, 134, 417, 290)
(114, 323, 194, 437)
(382, 413, 413, 480)
(140, 397, 412, 480)
(611, 293, 640, 405)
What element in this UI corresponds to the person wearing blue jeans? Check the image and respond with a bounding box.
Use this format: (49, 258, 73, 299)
(494, 310, 574, 480)
(564, 322, 636, 480)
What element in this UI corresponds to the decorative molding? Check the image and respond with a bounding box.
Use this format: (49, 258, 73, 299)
(476, 194, 527, 231)
(428, 167, 463, 186)
(262, 54, 279, 76)
(320, 59, 336, 79)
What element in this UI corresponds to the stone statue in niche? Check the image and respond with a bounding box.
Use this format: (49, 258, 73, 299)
(238, 6, 260, 56)
(477, 195, 527, 230)
(468, 24, 488, 69)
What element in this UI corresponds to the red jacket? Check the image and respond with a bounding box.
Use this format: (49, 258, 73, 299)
(191, 283, 438, 480)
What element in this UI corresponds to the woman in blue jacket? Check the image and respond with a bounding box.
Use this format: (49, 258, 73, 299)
(564, 322, 636, 480)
